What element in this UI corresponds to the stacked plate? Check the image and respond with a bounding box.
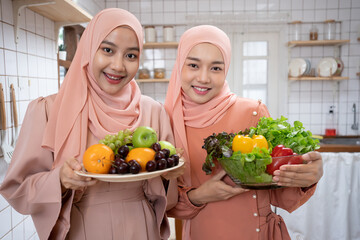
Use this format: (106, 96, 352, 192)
(288, 58, 311, 77)
(317, 57, 343, 77)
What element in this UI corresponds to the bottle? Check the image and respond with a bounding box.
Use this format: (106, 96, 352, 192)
(324, 19, 336, 40)
(309, 25, 318, 40)
(325, 106, 337, 136)
(163, 26, 174, 42)
(290, 21, 302, 41)
(154, 68, 165, 79)
(145, 26, 156, 43)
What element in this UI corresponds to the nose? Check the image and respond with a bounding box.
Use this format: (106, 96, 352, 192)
(111, 55, 125, 72)
(197, 68, 210, 83)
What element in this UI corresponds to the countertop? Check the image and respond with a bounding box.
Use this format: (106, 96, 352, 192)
(317, 135, 360, 152)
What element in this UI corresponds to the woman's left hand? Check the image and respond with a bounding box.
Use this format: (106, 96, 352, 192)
(272, 151, 323, 187)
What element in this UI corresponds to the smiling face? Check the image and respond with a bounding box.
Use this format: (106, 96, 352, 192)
(181, 43, 226, 104)
(92, 26, 140, 95)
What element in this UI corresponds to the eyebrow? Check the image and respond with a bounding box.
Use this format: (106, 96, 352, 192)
(186, 56, 224, 65)
(101, 40, 140, 51)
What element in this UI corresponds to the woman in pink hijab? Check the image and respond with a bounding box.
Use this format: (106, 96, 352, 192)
(165, 25, 323, 240)
(0, 8, 178, 240)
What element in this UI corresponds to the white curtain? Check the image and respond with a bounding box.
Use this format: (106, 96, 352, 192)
(277, 152, 360, 240)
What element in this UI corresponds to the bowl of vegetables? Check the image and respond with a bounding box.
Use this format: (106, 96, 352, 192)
(202, 116, 320, 189)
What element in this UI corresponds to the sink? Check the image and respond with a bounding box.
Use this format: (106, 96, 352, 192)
(320, 137, 360, 145)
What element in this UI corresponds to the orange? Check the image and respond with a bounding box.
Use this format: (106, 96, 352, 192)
(83, 144, 114, 174)
(125, 148, 156, 172)
(252, 135, 269, 150)
(232, 135, 254, 153)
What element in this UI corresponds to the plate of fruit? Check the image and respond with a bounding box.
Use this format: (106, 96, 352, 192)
(75, 126, 184, 182)
(202, 116, 320, 190)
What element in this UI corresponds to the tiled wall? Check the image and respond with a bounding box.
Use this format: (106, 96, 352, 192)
(107, 0, 360, 136)
(0, 0, 359, 239)
(0, 0, 104, 238)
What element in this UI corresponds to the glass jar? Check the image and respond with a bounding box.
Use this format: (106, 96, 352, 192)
(290, 21, 302, 41)
(324, 20, 336, 40)
(138, 68, 150, 79)
(309, 25, 318, 40)
(163, 26, 174, 42)
(154, 68, 165, 79)
(145, 26, 156, 43)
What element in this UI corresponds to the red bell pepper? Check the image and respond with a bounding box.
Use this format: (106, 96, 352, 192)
(266, 145, 303, 175)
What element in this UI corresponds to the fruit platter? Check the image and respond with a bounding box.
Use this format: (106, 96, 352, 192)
(75, 126, 184, 182)
(202, 116, 320, 189)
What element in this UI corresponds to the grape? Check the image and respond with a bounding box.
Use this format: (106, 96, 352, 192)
(109, 166, 117, 174)
(117, 162, 130, 174)
(162, 149, 170, 158)
(155, 151, 165, 161)
(100, 129, 134, 154)
(130, 161, 141, 174)
(146, 160, 157, 172)
(172, 154, 180, 166)
(166, 157, 175, 168)
(118, 145, 130, 158)
(151, 142, 162, 152)
(114, 158, 125, 167)
(156, 158, 167, 170)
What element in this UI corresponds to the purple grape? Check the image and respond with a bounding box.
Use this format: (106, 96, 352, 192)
(162, 149, 170, 158)
(172, 154, 180, 166)
(146, 160, 157, 172)
(114, 158, 125, 167)
(117, 162, 130, 174)
(155, 151, 166, 161)
(166, 157, 175, 168)
(151, 142, 162, 152)
(118, 145, 130, 158)
(109, 166, 117, 174)
(129, 160, 141, 174)
(156, 158, 167, 170)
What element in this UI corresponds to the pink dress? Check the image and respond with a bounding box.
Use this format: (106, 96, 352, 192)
(0, 95, 177, 240)
(167, 98, 316, 240)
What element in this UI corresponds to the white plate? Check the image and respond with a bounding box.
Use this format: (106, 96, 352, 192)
(317, 57, 337, 77)
(288, 58, 307, 77)
(75, 158, 184, 182)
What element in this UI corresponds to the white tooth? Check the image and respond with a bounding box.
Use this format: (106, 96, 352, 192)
(106, 73, 121, 80)
(194, 86, 208, 92)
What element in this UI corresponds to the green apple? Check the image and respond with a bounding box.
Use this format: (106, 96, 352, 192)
(132, 126, 158, 148)
(159, 140, 176, 156)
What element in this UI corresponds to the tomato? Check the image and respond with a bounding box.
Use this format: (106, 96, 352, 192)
(252, 135, 269, 150)
(232, 135, 254, 153)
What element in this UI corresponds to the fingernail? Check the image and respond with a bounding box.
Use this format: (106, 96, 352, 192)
(273, 176, 279, 182)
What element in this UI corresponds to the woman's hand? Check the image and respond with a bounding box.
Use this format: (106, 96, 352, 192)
(272, 151, 323, 187)
(60, 158, 98, 192)
(187, 170, 248, 206)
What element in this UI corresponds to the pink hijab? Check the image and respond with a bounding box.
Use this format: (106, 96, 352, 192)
(42, 8, 144, 168)
(164, 25, 236, 185)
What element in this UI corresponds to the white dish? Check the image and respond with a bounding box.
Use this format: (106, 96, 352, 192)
(317, 57, 337, 77)
(288, 58, 307, 77)
(75, 158, 184, 182)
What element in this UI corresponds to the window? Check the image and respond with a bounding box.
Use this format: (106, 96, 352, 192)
(227, 32, 280, 117)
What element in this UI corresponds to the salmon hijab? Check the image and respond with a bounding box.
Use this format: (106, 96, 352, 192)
(164, 25, 236, 185)
(42, 8, 144, 168)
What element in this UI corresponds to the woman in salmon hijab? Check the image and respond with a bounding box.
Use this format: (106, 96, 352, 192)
(165, 25, 323, 240)
(0, 8, 179, 240)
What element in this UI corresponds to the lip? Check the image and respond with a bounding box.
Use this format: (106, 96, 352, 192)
(104, 72, 125, 85)
(192, 85, 211, 95)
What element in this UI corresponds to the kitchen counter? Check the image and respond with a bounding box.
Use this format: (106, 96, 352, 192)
(316, 136, 360, 152)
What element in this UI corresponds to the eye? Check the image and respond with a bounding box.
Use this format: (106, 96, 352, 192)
(212, 66, 223, 71)
(188, 63, 198, 69)
(126, 53, 138, 59)
(102, 47, 112, 53)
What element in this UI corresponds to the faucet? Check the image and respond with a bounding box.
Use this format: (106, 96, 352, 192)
(352, 103, 359, 130)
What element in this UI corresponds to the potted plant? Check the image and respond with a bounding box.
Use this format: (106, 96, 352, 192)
(58, 44, 67, 61)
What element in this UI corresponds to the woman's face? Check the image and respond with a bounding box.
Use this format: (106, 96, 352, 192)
(181, 43, 226, 104)
(92, 27, 140, 95)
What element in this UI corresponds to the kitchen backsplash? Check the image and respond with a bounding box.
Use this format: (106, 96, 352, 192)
(0, 0, 359, 239)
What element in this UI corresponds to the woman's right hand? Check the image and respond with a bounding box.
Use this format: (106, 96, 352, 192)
(187, 170, 248, 206)
(60, 158, 98, 192)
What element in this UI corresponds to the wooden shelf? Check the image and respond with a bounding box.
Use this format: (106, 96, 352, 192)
(136, 79, 170, 83)
(13, 0, 92, 43)
(289, 76, 349, 81)
(144, 42, 178, 49)
(58, 59, 71, 69)
(288, 39, 350, 47)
